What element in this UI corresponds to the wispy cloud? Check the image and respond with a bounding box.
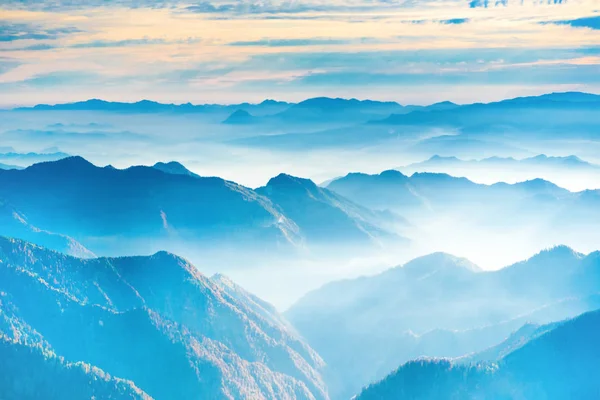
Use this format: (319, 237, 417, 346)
(70, 38, 167, 48)
(1, 0, 599, 105)
(0, 22, 80, 42)
(229, 38, 376, 47)
(469, 0, 566, 7)
(441, 18, 469, 25)
(552, 16, 600, 30)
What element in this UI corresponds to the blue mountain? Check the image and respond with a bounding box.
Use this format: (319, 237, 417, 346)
(0, 157, 395, 257)
(355, 308, 600, 400)
(0, 237, 328, 400)
(286, 246, 600, 399)
(152, 161, 200, 178)
(256, 173, 405, 246)
(0, 157, 300, 255)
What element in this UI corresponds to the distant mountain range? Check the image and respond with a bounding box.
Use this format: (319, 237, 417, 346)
(373, 91, 600, 126)
(325, 168, 600, 237)
(0, 157, 399, 258)
(403, 154, 599, 171)
(0, 162, 21, 170)
(0, 237, 328, 400)
(16, 98, 292, 116)
(399, 154, 600, 191)
(0, 151, 70, 167)
(327, 169, 572, 213)
(231, 91, 600, 151)
(355, 308, 600, 400)
(286, 246, 600, 399)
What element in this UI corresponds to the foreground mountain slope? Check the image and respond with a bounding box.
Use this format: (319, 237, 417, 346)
(355, 309, 600, 400)
(0, 334, 151, 400)
(0, 237, 328, 400)
(287, 247, 600, 399)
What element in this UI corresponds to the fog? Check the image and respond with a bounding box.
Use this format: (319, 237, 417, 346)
(2, 102, 600, 309)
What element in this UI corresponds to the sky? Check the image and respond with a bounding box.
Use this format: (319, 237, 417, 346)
(1, 0, 599, 106)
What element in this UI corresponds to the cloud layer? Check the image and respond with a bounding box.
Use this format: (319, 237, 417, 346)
(0, 0, 599, 105)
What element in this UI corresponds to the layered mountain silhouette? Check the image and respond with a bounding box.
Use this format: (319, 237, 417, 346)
(256, 174, 406, 246)
(405, 154, 599, 172)
(327, 169, 573, 213)
(355, 308, 600, 400)
(0, 237, 328, 400)
(0, 157, 300, 254)
(286, 247, 600, 399)
(0, 157, 400, 256)
(19, 99, 291, 116)
(0, 162, 20, 170)
(399, 154, 600, 191)
(232, 92, 600, 151)
(374, 91, 600, 126)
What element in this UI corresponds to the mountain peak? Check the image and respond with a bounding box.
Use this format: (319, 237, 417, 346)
(27, 155, 95, 171)
(265, 173, 318, 190)
(223, 109, 257, 124)
(402, 252, 482, 274)
(152, 161, 199, 178)
(260, 99, 288, 106)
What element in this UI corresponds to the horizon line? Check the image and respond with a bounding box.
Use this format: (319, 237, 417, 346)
(3, 90, 600, 111)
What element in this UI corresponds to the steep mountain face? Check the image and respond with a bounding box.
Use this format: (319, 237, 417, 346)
(0, 157, 300, 255)
(256, 174, 407, 246)
(0, 199, 95, 258)
(355, 309, 600, 400)
(0, 237, 328, 400)
(286, 247, 600, 399)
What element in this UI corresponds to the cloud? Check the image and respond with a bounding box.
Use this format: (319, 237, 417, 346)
(229, 38, 371, 47)
(469, 0, 565, 7)
(552, 16, 600, 30)
(441, 18, 469, 25)
(0, 22, 79, 42)
(0, 44, 56, 52)
(185, 1, 330, 15)
(292, 63, 600, 87)
(70, 38, 167, 49)
(0, 58, 21, 74)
